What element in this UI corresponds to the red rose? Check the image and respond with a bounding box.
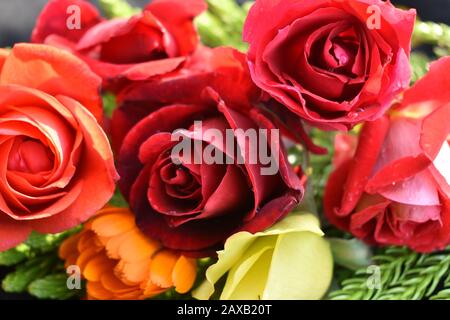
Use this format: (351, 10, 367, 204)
(0, 44, 117, 251)
(243, 0, 415, 130)
(112, 47, 303, 256)
(32, 0, 206, 89)
(324, 57, 450, 252)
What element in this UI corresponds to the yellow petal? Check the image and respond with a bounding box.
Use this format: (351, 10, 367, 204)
(193, 213, 330, 300)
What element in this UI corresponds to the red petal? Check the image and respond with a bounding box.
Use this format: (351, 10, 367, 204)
(32, 0, 103, 43)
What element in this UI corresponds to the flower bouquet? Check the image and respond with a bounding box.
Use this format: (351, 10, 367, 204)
(0, 0, 449, 301)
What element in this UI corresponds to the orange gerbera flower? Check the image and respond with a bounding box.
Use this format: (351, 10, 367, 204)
(59, 207, 197, 300)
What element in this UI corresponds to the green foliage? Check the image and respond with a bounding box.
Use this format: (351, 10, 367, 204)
(288, 128, 335, 215)
(109, 187, 129, 208)
(25, 230, 79, 253)
(329, 246, 450, 300)
(412, 20, 450, 58)
(196, 0, 251, 51)
(99, 0, 140, 19)
(0, 244, 30, 266)
(2, 255, 58, 293)
(28, 274, 80, 300)
(410, 52, 430, 84)
(103, 92, 117, 118)
(0, 228, 83, 299)
(413, 20, 450, 50)
(0, 229, 79, 268)
(329, 238, 372, 271)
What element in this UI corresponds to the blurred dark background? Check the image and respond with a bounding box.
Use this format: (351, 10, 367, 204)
(0, 0, 449, 47)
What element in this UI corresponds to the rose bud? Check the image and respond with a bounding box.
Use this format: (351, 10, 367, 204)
(32, 0, 206, 90)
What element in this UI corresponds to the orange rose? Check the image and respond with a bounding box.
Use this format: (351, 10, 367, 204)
(60, 207, 197, 300)
(0, 49, 8, 72)
(0, 44, 117, 251)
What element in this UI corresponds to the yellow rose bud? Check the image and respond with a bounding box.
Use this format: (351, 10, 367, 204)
(193, 213, 333, 300)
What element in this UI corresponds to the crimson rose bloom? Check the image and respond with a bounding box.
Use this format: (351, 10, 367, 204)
(32, 0, 206, 88)
(324, 57, 450, 252)
(0, 44, 117, 251)
(112, 47, 303, 256)
(243, 0, 416, 130)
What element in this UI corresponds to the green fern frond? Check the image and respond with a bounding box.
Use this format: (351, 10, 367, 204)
(329, 246, 450, 300)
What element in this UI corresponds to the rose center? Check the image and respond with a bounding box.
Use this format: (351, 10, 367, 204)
(160, 163, 201, 198)
(7, 137, 54, 174)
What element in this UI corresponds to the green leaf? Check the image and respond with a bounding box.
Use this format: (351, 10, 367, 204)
(196, 0, 249, 51)
(98, 0, 140, 19)
(25, 229, 80, 253)
(109, 187, 128, 207)
(410, 52, 430, 84)
(196, 12, 231, 48)
(0, 244, 30, 266)
(2, 255, 58, 293)
(28, 274, 80, 300)
(103, 92, 117, 118)
(413, 20, 450, 48)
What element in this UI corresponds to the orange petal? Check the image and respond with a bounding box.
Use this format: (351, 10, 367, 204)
(59, 231, 82, 259)
(64, 253, 79, 268)
(83, 254, 115, 282)
(114, 260, 139, 286)
(117, 258, 151, 284)
(76, 246, 102, 273)
(100, 271, 137, 294)
(0, 43, 103, 122)
(77, 231, 102, 252)
(172, 256, 197, 294)
(142, 279, 167, 298)
(87, 281, 114, 300)
(104, 230, 134, 260)
(0, 48, 9, 73)
(115, 290, 146, 300)
(91, 210, 135, 238)
(149, 250, 178, 288)
(118, 229, 160, 262)
(27, 95, 118, 235)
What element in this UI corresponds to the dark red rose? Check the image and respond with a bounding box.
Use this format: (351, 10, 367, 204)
(243, 0, 415, 130)
(32, 0, 206, 89)
(324, 57, 450, 252)
(112, 47, 303, 256)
